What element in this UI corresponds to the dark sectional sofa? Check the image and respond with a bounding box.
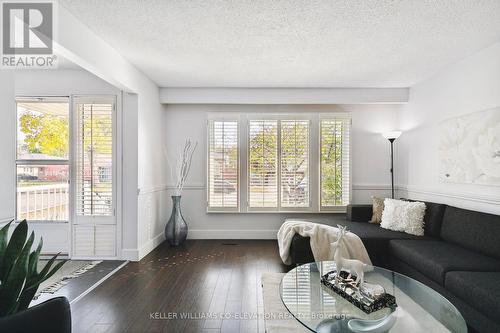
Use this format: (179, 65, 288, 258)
(288, 201, 500, 333)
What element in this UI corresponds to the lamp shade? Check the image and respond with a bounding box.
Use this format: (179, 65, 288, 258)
(382, 131, 402, 140)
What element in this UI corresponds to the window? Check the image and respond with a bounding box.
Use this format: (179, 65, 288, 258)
(16, 97, 70, 221)
(280, 120, 309, 208)
(320, 117, 351, 209)
(207, 120, 239, 210)
(248, 120, 278, 208)
(75, 98, 114, 216)
(207, 113, 350, 212)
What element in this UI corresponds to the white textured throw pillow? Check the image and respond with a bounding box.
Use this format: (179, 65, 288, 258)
(380, 199, 426, 236)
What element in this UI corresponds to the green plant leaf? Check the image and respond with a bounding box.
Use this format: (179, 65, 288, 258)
(27, 237, 43, 278)
(0, 221, 12, 257)
(1, 220, 28, 281)
(16, 283, 38, 312)
(0, 228, 34, 316)
(36, 252, 59, 279)
(38, 260, 66, 285)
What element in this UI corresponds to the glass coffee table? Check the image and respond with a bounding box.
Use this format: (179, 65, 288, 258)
(280, 261, 467, 333)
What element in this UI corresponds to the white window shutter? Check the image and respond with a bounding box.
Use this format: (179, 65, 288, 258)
(207, 120, 239, 210)
(248, 120, 278, 208)
(95, 225, 116, 257)
(76, 102, 113, 216)
(73, 225, 94, 257)
(280, 120, 310, 208)
(320, 117, 351, 208)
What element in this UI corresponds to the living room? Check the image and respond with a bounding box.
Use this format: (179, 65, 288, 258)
(0, 1, 499, 333)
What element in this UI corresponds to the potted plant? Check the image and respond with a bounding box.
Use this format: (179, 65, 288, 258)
(0, 220, 70, 333)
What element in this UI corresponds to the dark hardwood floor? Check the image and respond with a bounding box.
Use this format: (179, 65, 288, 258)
(71, 240, 288, 333)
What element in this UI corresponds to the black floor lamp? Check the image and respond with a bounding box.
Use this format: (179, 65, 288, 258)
(383, 131, 402, 199)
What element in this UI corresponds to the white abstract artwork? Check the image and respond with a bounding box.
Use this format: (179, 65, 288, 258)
(439, 107, 500, 185)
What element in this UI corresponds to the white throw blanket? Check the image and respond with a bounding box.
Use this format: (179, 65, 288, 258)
(277, 220, 372, 265)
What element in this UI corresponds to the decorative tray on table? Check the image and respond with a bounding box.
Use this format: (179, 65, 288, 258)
(321, 270, 397, 314)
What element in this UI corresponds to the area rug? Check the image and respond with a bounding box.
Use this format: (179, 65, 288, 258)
(261, 273, 310, 333)
(35, 260, 102, 298)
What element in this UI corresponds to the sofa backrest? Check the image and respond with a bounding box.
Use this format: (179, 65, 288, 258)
(441, 206, 500, 259)
(421, 201, 447, 237)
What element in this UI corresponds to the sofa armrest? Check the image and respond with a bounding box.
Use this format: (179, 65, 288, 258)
(346, 204, 373, 222)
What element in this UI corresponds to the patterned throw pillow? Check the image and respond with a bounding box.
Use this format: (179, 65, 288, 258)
(380, 199, 426, 236)
(369, 196, 385, 224)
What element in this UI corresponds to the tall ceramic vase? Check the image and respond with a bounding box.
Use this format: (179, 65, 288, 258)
(165, 195, 188, 246)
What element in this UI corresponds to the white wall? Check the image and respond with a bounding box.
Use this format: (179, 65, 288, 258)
(135, 88, 169, 260)
(398, 41, 500, 214)
(0, 72, 15, 223)
(163, 103, 401, 239)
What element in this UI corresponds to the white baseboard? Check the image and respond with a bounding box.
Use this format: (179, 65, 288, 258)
(121, 248, 139, 261)
(188, 229, 278, 240)
(122, 233, 166, 261)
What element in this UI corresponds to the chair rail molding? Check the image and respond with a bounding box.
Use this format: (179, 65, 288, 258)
(399, 185, 500, 206)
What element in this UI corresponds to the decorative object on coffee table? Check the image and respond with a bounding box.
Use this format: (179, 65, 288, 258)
(165, 139, 197, 246)
(382, 131, 402, 198)
(321, 270, 397, 314)
(326, 225, 396, 313)
(331, 225, 372, 286)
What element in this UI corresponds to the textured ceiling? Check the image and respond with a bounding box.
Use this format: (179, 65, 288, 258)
(59, 0, 500, 88)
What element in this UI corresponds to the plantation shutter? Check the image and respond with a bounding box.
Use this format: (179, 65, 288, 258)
(208, 120, 239, 210)
(280, 120, 310, 208)
(320, 117, 351, 208)
(75, 101, 114, 216)
(248, 120, 278, 208)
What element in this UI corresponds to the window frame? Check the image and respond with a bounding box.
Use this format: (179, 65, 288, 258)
(206, 112, 351, 213)
(15, 96, 71, 223)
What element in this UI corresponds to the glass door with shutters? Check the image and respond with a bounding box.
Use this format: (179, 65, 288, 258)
(72, 96, 116, 258)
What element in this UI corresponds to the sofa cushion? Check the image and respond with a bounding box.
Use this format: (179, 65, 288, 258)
(389, 240, 500, 285)
(441, 206, 500, 259)
(445, 271, 500, 324)
(369, 196, 385, 224)
(346, 204, 373, 222)
(380, 199, 426, 236)
(404, 199, 446, 237)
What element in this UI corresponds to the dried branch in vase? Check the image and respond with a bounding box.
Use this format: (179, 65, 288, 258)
(174, 139, 198, 196)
